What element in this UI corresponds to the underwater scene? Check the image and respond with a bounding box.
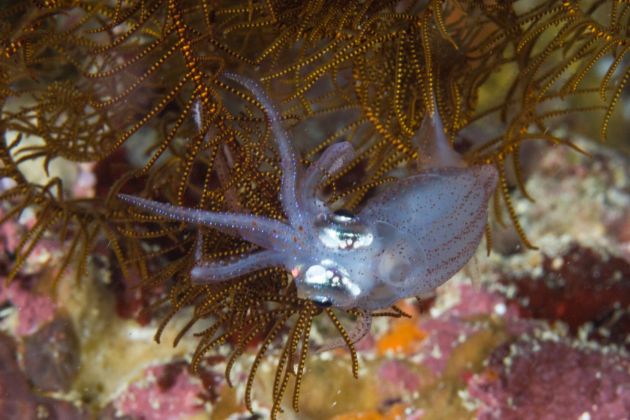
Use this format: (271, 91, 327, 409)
(0, 1, 629, 419)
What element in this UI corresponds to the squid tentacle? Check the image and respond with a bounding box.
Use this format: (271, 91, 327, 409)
(413, 106, 464, 169)
(299, 141, 355, 216)
(316, 309, 372, 353)
(191, 250, 286, 284)
(118, 194, 296, 250)
(223, 73, 306, 229)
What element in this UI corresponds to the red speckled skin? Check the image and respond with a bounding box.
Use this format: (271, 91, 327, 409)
(357, 165, 497, 309)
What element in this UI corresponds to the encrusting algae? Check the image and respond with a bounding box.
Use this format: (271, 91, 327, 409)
(1, 1, 629, 417)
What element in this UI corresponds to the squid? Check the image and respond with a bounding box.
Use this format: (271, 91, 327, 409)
(118, 73, 498, 313)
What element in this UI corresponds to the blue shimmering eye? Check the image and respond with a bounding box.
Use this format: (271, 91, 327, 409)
(311, 296, 333, 308)
(299, 260, 362, 308)
(315, 210, 374, 250)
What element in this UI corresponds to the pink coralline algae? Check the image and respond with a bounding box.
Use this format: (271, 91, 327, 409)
(0, 206, 59, 337)
(113, 363, 206, 420)
(468, 337, 630, 420)
(0, 279, 56, 336)
(500, 244, 630, 350)
(416, 284, 526, 375)
(446, 284, 521, 319)
(0, 209, 19, 258)
(378, 359, 422, 394)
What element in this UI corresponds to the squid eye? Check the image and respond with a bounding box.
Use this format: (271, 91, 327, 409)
(312, 297, 333, 308)
(297, 261, 362, 308)
(332, 208, 355, 221)
(315, 209, 374, 250)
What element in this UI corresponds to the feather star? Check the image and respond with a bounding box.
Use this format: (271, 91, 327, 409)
(119, 74, 498, 316)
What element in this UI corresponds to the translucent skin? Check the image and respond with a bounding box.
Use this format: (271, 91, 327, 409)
(357, 165, 497, 309)
(119, 74, 498, 311)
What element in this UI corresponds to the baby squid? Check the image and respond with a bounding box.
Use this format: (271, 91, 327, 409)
(119, 74, 497, 312)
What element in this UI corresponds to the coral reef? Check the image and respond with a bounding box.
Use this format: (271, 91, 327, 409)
(468, 336, 630, 420)
(110, 363, 207, 420)
(0, 0, 629, 417)
(22, 314, 80, 393)
(500, 244, 630, 350)
(0, 278, 56, 336)
(0, 332, 86, 419)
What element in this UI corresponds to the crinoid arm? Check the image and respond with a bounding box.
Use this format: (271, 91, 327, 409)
(117, 194, 295, 251)
(316, 309, 372, 353)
